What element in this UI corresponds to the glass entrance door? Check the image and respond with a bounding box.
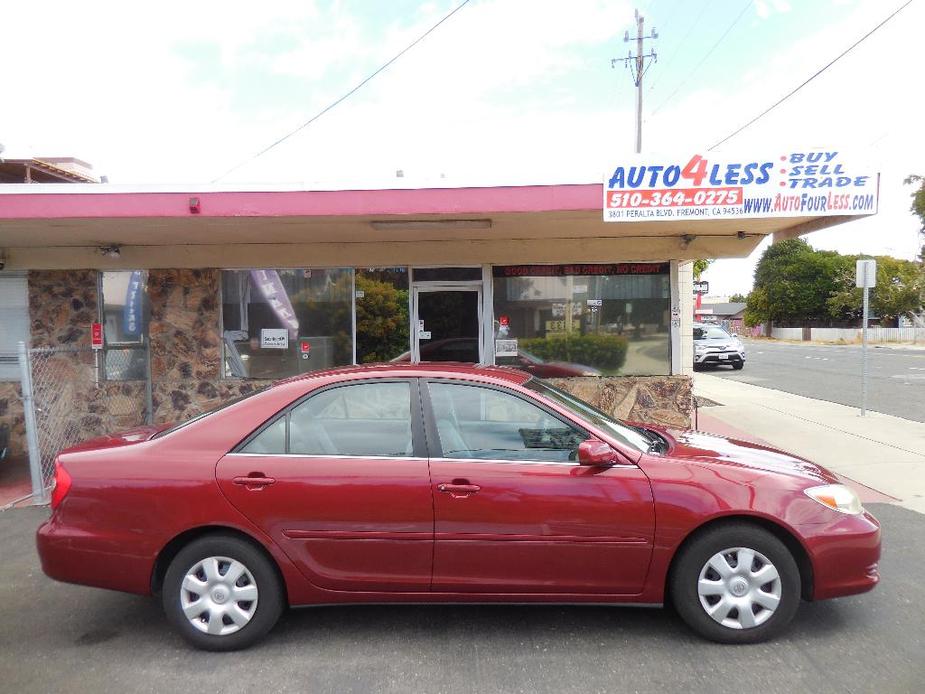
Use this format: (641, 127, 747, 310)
(411, 286, 482, 363)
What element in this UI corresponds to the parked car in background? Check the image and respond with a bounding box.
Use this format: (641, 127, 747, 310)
(693, 323, 746, 370)
(37, 364, 879, 651)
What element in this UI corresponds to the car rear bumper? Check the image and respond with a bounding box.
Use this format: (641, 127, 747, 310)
(799, 509, 881, 600)
(36, 517, 153, 595)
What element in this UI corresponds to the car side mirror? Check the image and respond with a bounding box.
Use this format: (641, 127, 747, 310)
(577, 440, 616, 466)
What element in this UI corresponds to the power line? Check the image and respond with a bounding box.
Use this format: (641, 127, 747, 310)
(708, 0, 914, 151)
(212, 0, 473, 183)
(645, 0, 713, 94)
(649, 0, 752, 118)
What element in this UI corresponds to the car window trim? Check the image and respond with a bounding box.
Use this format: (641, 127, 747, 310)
(420, 378, 595, 464)
(230, 377, 427, 458)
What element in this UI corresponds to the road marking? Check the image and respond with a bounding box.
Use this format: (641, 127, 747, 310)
(891, 374, 925, 380)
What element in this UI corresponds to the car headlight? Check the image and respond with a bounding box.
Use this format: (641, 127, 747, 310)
(695, 345, 707, 354)
(804, 484, 863, 515)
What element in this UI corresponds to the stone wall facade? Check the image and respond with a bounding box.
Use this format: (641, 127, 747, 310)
(550, 376, 692, 429)
(8, 268, 692, 462)
(0, 382, 25, 458)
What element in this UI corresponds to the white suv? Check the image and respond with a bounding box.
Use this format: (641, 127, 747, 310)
(693, 323, 746, 370)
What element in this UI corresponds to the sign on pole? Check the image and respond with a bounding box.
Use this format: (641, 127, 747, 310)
(855, 259, 876, 416)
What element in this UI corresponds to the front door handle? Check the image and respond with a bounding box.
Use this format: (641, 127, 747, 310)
(232, 474, 276, 490)
(437, 482, 481, 498)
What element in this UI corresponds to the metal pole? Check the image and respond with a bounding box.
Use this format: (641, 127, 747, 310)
(635, 10, 644, 154)
(144, 338, 154, 425)
(861, 286, 869, 416)
(18, 341, 47, 503)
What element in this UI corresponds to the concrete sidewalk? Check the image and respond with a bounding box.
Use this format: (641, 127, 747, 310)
(693, 373, 925, 515)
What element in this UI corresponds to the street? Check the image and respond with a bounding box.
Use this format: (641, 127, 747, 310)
(704, 339, 925, 422)
(1, 505, 923, 694)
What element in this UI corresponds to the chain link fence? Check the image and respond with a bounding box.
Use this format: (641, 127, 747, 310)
(19, 342, 151, 501)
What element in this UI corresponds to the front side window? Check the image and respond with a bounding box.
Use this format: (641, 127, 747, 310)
(100, 270, 148, 380)
(428, 382, 588, 462)
(246, 382, 414, 457)
(492, 264, 671, 376)
(221, 269, 353, 379)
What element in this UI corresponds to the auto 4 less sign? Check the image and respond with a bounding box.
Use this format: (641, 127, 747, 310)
(603, 151, 878, 222)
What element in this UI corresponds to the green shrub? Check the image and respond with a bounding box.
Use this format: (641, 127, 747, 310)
(520, 334, 628, 371)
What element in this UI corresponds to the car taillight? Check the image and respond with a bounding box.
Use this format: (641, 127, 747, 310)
(50, 460, 72, 511)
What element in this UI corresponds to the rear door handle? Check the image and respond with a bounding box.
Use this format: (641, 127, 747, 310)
(437, 483, 481, 498)
(232, 475, 276, 489)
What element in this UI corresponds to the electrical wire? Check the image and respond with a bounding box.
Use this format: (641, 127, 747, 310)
(645, 0, 713, 94)
(708, 0, 915, 151)
(649, 0, 752, 118)
(212, 0, 472, 182)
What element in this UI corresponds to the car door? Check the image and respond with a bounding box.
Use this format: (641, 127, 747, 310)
(424, 380, 655, 595)
(216, 378, 434, 592)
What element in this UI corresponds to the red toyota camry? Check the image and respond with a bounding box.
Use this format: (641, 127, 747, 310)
(37, 364, 880, 651)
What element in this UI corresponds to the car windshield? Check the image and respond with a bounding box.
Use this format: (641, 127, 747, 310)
(694, 326, 731, 340)
(525, 379, 651, 453)
(151, 387, 269, 439)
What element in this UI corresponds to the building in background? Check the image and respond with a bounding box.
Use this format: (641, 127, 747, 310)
(0, 157, 99, 184)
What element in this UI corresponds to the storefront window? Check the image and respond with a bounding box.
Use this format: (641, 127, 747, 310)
(101, 270, 148, 380)
(492, 264, 670, 376)
(221, 269, 353, 379)
(355, 268, 410, 363)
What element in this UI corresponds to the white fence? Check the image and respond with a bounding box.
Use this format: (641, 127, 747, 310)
(770, 327, 804, 340)
(770, 327, 925, 343)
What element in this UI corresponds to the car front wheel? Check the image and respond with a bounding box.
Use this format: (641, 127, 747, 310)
(670, 523, 801, 643)
(163, 534, 284, 651)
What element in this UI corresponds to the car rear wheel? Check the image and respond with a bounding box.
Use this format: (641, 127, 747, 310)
(670, 523, 800, 644)
(163, 534, 283, 651)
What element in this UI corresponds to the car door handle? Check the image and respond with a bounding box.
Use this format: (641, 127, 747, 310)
(437, 483, 481, 497)
(232, 475, 276, 489)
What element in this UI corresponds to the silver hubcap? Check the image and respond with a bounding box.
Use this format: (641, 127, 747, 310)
(697, 546, 782, 630)
(180, 556, 259, 636)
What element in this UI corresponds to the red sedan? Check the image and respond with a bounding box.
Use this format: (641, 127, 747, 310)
(37, 364, 880, 651)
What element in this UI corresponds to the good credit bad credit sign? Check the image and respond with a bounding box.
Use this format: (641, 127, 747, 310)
(604, 151, 878, 222)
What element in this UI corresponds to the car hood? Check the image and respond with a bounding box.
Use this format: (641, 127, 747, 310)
(646, 426, 838, 484)
(60, 424, 171, 453)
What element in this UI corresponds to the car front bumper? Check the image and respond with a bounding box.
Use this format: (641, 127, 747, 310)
(799, 509, 881, 600)
(694, 350, 746, 366)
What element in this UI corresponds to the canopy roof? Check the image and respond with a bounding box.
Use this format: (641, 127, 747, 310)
(0, 182, 867, 270)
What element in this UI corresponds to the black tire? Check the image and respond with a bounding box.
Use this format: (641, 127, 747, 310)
(669, 523, 801, 644)
(732, 362, 744, 370)
(162, 534, 284, 651)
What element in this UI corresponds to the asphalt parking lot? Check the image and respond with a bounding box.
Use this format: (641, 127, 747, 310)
(1, 504, 922, 694)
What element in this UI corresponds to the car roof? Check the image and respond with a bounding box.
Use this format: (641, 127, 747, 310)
(274, 362, 532, 388)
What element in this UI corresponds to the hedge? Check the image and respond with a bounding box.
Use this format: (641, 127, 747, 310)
(520, 334, 628, 371)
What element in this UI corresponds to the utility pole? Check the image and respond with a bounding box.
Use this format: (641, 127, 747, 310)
(613, 9, 657, 153)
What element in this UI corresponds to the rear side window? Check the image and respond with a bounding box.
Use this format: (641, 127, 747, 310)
(240, 381, 414, 458)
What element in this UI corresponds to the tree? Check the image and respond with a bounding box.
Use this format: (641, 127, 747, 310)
(729, 293, 747, 303)
(828, 255, 924, 326)
(692, 259, 713, 280)
(905, 174, 925, 261)
(743, 239, 849, 326)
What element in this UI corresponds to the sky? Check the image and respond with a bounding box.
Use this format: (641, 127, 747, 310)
(1, 0, 922, 294)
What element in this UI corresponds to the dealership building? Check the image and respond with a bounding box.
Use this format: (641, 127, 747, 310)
(0, 152, 878, 494)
